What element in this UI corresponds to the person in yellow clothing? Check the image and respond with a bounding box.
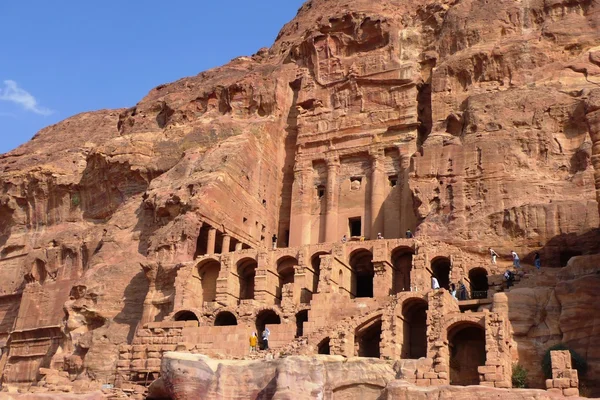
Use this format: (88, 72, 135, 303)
(249, 332, 258, 353)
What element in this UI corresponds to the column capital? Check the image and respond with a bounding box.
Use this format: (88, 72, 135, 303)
(326, 156, 340, 170)
(294, 157, 312, 173)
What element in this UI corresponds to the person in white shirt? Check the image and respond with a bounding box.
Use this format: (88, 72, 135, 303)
(431, 276, 440, 290)
(489, 247, 499, 264)
(511, 251, 521, 268)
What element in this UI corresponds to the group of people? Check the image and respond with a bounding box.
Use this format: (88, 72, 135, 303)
(488, 248, 541, 270)
(431, 276, 469, 300)
(249, 328, 271, 353)
(340, 229, 414, 243)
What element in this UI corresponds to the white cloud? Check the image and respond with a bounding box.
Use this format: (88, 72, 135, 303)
(0, 80, 53, 116)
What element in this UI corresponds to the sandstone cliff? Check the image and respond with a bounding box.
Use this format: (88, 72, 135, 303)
(0, 0, 599, 395)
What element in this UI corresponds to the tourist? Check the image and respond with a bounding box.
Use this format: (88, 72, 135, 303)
(489, 247, 499, 264)
(458, 281, 468, 300)
(431, 276, 440, 290)
(377, 232, 384, 240)
(406, 229, 414, 239)
(249, 332, 258, 353)
(272, 234, 277, 250)
(262, 327, 271, 350)
(511, 250, 521, 268)
(450, 283, 457, 299)
(341, 235, 347, 243)
(504, 269, 515, 288)
(534, 252, 541, 270)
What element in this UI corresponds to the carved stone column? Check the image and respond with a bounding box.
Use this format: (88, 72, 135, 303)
(206, 227, 217, 255)
(325, 155, 340, 243)
(221, 234, 231, 254)
(289, 159, 312, 246)
(370, 148, 386, 239)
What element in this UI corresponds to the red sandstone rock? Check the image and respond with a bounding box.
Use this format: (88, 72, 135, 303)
(0, 0, 600, 397)
(0, 394, 105, 400)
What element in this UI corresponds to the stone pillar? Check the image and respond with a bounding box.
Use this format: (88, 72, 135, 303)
(221, 234, 231, 254)
(370, 148, 386, 240)
(373, 261, 392, 297)
(325, 156, 340, 243)
(398, 143, 417, 234)
(546, 350, 580, 397)
(235, 242, 243, 251)
(216, 255, 236, 306)
(206, 227, 217, 255)
(289, 159, 312, 246)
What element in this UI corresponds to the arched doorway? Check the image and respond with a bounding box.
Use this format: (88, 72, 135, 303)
(448, 323, 486, 386)
(469, 268, 489, 299)
(295, 310, 309, 338)
(355, 316, 382, 358)
(237, 258, 257, 301)
(318, 338, 331, 355)
(277, 256, 297, 301)
(431, 257, 451, 290)
(198, 260, 220, 303)
(350, 249, 374, 298)
(173, 311, 199, 322)
(392, 247, 413, 294)
(402, 299, 428, 359)
(214, 311, 237, 326)
(256, 309, 281, 349)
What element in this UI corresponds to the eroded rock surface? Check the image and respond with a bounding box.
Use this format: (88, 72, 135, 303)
(0, 0, 599, 396)
(152, 353, 587, 400)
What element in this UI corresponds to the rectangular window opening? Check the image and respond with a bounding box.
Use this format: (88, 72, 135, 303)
(349, 217, 362, 237)
(317, 185, 326, 199)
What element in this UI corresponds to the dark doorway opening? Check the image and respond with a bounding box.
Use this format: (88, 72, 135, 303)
(256, 310, 281, 349)
(174, 311, 199, 322)
(560, 250, 582, 267)
(356, 318, 382, 358)
(402, 299, 428, 359)
(214, 311, 237, 326)
(468, 268, 489, 299)
(349, 217, 362, 237)
(350, 250, 374, 298)
(318, 338, 331, 355)
(238, 258, 257, 301)
(198, 260, 220, 303)
(194, 225, 210, 258)
(449, 324, 486, 386)
(431, 257, 451, 290)
(295, 310, 309, 338)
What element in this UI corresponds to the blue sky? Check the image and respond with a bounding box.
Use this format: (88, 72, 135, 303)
(0, 0, 305, 154)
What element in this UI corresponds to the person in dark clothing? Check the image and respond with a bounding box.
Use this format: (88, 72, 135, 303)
(458, 281, 468, 300)
(262, 328, 271, 350)
(406, 229, 414, 238)
(272, 234, 277, 250)
(534, 252, 541, 270)
(504, 270, 515, 288)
